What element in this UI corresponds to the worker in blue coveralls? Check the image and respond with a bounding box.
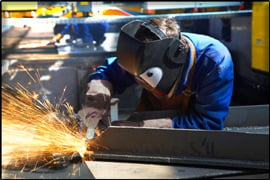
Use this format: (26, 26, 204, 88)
(52, 12, 109, 47)
(53, 22, 109, 47)
(80, 17, 234, 136)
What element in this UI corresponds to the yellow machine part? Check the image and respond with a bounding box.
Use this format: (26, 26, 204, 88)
(1, 11, 34, 18)
(251, 2, 269, 73)
(36, 6, 67, 17)
(1, 2, 38, 18)
(102, 8, 134, 16)
(1, 2, 38, 11)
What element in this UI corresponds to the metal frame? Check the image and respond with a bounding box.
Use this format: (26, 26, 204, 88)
(86, 105, 269, 170)
(86, 126, 269, 170)
(2, 10, 252, 26)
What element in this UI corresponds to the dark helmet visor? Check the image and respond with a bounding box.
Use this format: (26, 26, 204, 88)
(117, 20, 187, 96)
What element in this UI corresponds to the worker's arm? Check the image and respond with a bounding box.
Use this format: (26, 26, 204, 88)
(172, 55, 234, 130)
(78, 79, 113, 139)
(52, 24, 71, 42)
(53, 33, 63, 42)
(111, 62, 233, 129)
(88, 57, 136, 94)
(112, 52, 234, 130)
(86, 55, 233, 130)
(79, 57, 136, 138)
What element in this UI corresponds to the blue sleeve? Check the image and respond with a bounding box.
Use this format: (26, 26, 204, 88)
(88, 57, 136, 94)
(172, 56, 234, 130)
(60, 24, 71, 35)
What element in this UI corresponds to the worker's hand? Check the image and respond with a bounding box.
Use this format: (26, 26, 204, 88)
(111, 118, 173, 128)
(53, 33, 63, 43)
(79, 80, 113, 139)
(85, 79, 112, 109)
(78, 106, 109, 139)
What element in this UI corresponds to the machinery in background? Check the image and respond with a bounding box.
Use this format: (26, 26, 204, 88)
(142, 1, 246, 14)
(1, 2, 38, 18)
(251, 2, 269, 73)
(231, 2, 269, 105)
(1, 2, 268, 109)
(1, 2, 249, 18)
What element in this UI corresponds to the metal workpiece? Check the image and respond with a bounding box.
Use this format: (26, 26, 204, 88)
(224, 105, 269, 128)
(84, 160, 267, 179)
(85, 126, 269, 170)
(2, 161, 94, 179)
(85, 105, 269, 170)
(125, 105, 269, 129)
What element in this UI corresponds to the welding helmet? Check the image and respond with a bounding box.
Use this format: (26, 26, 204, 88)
(117, 20, 187, 97)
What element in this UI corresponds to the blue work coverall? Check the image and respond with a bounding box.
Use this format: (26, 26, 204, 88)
(55, 22, 109, 44)
(88, 32, 234, 130)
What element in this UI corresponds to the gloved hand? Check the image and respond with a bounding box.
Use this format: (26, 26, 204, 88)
(53, 33, 63, 43)
(78, 79, 113, 139)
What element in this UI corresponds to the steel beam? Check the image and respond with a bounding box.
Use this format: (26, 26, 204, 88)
(86, 126, 269, 170)
(86, 105, 269, 170)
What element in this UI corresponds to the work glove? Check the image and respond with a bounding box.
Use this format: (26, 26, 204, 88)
(53, 33, 63, 43)
(78, 79, 113, 139)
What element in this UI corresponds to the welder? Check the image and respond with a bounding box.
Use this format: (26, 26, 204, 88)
(52, 22, 109, 47)
(79, 17, 234, 138)
(52, 11, 109, 48)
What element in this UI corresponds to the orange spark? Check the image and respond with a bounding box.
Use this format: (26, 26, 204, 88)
(1, 85, 90, 174)
(17, 64, 36, 83)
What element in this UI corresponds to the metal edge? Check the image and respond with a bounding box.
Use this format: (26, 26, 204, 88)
(2, 10, 252, 25)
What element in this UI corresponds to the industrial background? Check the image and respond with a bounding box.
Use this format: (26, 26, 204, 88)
(1, 1, 269, 179)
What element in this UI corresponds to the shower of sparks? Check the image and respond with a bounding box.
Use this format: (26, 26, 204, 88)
(17, 64, 37, 83)
(1, 63, 97, 175)
(2, 84, 89, 173)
